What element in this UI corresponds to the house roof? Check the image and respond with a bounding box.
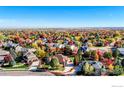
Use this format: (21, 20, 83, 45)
(117, 48, 124, 55)
(0, 49, 10, 56)
(0, 56, 5, 61)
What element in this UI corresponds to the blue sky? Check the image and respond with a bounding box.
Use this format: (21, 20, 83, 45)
(0, 6, 124, 28)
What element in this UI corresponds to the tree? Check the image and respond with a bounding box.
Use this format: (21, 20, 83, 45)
(103, 52, 112, 59)
(36, 48, 46, 58)
(96, 33, 100, 40)
(83, 51, 91, 58)
(121, 59, 124, 67)
(4, 54, 15, 66)
(83, 62, 94, 75)
(113, 65, 123, 75)
(113, 49, 119, 63)
(113, 49, 119, 58)
(114, 31, 120, 37)
(32, 43, 38, 49)
(95, 53, 99, 61)
(74, 55, 79, 66)
(108, 64, 114, 71)
(91, 50, 99, 61)
(50, 57, 60, 68)
(64, 45, 72, 55)
(0, 33, 5, 41)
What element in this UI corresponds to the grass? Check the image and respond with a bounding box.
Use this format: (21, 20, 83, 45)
(2, 63, 28, 71)
(41, 64, 64, 71)
(70, 56, 74, 63)
(120, 74, 124, 76)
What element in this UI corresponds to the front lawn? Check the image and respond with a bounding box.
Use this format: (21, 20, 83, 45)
(2, 63, 28, 71)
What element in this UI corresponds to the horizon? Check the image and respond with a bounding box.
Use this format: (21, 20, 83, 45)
(1, 27, 124, 30)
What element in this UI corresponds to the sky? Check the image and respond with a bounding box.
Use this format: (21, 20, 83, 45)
(0, 6, 124, 28)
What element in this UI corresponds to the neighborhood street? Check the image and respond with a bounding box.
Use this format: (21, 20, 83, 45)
(0, 71, 55, 76)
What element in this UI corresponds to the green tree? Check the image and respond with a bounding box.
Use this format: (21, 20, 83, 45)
(113, 49, 119, 63)
(114, 65, 123, 75)
(50, 57, 60, 68)
(0, 34, 5, 41)
(83, 62, 94, 75)
(103, 52, 112, 59)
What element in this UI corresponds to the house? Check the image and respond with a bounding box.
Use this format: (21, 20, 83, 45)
(15, 46, 28, 53)
(15, 45, 36, 53)
(0, 49, 11, 66)
(22, 51, 40, 71)
(117, 48, 124, 56)
(89, 47, 111, 52)
(3, 41, 18, 48)
(0, 40, 3, 48)
(0, 56, 5, 65)
(23, 51, 37, 64)
(0, 49, 10, 56)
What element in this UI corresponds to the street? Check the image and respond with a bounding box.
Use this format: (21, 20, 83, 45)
(0, 71, 55, 76)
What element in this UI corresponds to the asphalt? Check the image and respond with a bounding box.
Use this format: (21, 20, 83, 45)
(0, 71, 55, 76)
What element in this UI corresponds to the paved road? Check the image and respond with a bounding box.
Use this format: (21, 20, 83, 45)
(0, 71, 55, 76)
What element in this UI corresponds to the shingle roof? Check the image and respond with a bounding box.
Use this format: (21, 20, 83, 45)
(117, 48, 124, 55)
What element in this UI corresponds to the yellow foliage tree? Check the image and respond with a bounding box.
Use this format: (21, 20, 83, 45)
(32, 43, 38, 49)
(75, 36, 81, 41)
(108, 64, 114, 71)
(36, 39, 42, 44)
(95, 53, 99, 61)
(36, 48, 46, 58)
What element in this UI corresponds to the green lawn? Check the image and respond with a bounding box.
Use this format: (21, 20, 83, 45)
(2, 63, 28, 71)
(41, 64, 64, 71)
(70, 56, 74, 63)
